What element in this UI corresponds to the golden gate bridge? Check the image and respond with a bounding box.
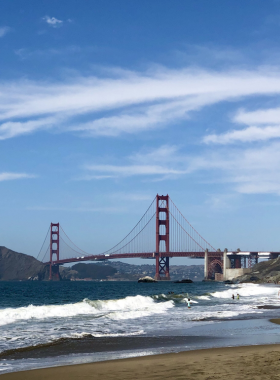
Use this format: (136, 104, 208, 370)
(37, 195, 280, 281)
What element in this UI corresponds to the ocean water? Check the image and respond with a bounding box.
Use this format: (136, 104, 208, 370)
(1, 280, 280, 373)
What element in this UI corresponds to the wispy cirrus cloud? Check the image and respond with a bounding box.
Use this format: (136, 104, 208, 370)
(78, 145, 186, 181)
(203, 106, 280, 144)
(0, 117, 59, 140)
(0, 27, 11, 38)
(79, 142, 280, 196)
(203, 125, 280, 144)
(83, 164, 186, 178)
(234, 107, 280, 125)
(3, 66, 280, 140)
(0, 172, 35, 182)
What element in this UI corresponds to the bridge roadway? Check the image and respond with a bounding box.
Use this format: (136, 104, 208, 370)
(46, 250, 280, 266)
(47, 251, 220, 265)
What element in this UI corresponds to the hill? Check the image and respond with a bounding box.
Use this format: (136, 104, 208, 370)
(0, 246, 48, 280)
(71, 263, 117, 279)
(236, 256, 280, 283)
(66, 261, 205, 281)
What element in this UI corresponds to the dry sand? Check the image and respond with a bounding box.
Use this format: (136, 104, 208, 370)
(2, 344, 280, 380)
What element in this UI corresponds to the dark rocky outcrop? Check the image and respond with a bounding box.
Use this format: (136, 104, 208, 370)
(0, 246, 49, 281)
(174, 279, 193, 283)
(234, 257, 280, 283)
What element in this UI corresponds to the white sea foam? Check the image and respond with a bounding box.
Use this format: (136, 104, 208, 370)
(0, 295, 174, 326)
(211, 283, 279, 299)
(92, 330, 145, 337)
(53, 330, 145, 339)
(191, 308, 261, 321)
(197, 296, 210, 300)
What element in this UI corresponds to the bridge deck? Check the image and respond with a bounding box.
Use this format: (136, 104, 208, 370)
(45, 251, 280, 265)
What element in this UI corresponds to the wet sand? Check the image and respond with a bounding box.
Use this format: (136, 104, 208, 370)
(0, 335, 219, 360)
(270, 318, 280, 325)
(2, 344, 280, 380)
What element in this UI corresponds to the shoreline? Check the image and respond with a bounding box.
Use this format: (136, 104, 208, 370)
(1, 343, 280, 380)
(2, 317, 280, 375)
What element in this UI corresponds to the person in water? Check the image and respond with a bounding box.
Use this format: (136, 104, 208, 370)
(187, 298, 191, 308)
(237, 293, 240, 300)
(232, 294, 235, 300)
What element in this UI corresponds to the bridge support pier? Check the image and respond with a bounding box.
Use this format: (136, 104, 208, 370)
(204, 249, 208, 279)
(248, 253, 258, 267)
(223, 249, 231, 281)
(49, 264, 61, 281)
(155, 255, 170, 280)
(205, 249, 224, 280)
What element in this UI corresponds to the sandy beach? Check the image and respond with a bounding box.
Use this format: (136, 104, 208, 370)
(1, 343, 280, 380)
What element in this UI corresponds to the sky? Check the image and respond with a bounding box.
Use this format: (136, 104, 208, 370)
(2, 0, 280, 265)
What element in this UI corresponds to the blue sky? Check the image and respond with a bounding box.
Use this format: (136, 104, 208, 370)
(2, 0, 280, 265)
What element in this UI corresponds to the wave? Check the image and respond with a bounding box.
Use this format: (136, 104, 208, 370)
(210, 283, 280, 299)
(197, 296, 210, 300)
(0, 295, 174, 326)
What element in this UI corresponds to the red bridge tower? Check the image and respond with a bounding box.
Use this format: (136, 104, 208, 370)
(155, 194, 170, 280)
(49, 223, 60, 280)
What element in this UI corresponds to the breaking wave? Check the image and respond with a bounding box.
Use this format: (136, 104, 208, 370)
(210, 283, 279, 299)
(0, 295, 174, 326)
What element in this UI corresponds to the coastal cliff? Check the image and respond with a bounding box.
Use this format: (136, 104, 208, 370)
(0, 246, 49, 281)
(235, 256, 280, 283)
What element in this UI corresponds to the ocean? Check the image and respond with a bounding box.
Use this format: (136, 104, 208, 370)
(1, 280, 280, 374)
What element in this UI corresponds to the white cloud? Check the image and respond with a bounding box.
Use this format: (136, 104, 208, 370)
(188, 142, 280, 195)
(79, 142, 280, 196)
(79, 145, 186, 181)
(0, 172, 35, 181)
(3, 66, 280, 140)
(0, 27, 11, 38)
(43, 16, 63, 28)
(234, 107, 280, 125)
(204, 106, 280, 144)
(203, 125, 280, 144)
(0, 117, 58, 140)
(84, 164, 185, 178)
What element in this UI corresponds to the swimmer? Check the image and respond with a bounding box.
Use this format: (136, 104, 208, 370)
(237, 293, 240, 300)
(187, 298, 191, 308)
(232, 294, 235, 300)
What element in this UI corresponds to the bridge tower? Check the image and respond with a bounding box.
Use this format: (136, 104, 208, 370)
(155, 194, 170, 280)
(49, 223, 60, 280)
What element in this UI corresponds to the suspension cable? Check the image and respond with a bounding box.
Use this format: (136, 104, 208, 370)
(59, 196, 157, 257)
(36, 225, 51, 260)
(41, 244, 50, 263)
(104, 211, 156, 255)
(169, 197, 216, 251)
(168, 210, 205, 251)
(99, 196, 156, 255)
